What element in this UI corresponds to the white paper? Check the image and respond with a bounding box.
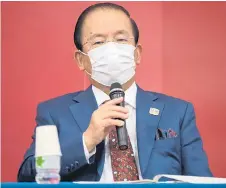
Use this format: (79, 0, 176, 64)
(74, 175, 226, 184)
(153, 174, 226, 184)
(74, 179, 155, 184)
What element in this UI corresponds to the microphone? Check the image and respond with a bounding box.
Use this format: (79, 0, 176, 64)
(109, 82, 128, 150)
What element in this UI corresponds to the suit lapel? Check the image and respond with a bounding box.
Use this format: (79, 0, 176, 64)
(69, 86, 105, 178)
(136, 86, 165, 176)
(69, 86, 98, 133)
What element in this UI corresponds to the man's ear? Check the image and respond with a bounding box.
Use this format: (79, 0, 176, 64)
(74, 51, 85, 71)
(134, 44, 142, 65)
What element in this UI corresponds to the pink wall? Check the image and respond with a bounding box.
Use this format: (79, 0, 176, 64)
(1, 2, 226, 182)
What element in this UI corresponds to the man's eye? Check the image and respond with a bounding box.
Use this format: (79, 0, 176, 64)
(93, 41, 104, 45)
(117, 38, 128, 42)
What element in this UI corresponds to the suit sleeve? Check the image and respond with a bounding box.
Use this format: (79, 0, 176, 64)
(17, 103, 95, 182)
(181, 102, 213, 176)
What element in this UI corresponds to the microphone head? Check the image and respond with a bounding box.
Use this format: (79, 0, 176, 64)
(109, 82, 124, 98)
(110, 82, 122, 91)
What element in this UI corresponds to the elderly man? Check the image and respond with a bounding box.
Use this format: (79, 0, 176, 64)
(18, 2, 212, 182)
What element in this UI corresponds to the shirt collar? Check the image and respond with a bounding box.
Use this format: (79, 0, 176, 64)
(92, 82, 137, 108)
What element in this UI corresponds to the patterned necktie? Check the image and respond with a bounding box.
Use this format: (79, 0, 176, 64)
(109, 126, 139, 181)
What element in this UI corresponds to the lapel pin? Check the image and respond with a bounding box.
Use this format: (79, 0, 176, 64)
(149, 108, 160, 116)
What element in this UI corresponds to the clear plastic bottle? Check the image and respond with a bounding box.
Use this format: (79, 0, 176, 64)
(35, 155, 61, 184)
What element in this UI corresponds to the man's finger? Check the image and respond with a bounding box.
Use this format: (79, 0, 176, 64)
(103, 111, 129, 120)
(107, 105, 129, 113)
(104, 119, 124, 127)
(104, 97, 123, 105)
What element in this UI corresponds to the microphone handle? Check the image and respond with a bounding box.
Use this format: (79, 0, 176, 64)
(116, 121, 128, 150)
(116, 98, 128, 150)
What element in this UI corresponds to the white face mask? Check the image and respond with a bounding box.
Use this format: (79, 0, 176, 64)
(80, 42, 136, 87)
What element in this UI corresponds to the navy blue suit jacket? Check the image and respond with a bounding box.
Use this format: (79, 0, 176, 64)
(18, 85, 212, 182)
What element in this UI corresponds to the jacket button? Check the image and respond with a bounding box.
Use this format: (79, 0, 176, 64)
(66, 166, 70, 172)
(70, 163, 75, 170)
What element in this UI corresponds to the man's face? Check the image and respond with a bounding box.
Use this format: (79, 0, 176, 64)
(75, 8, 142, 85)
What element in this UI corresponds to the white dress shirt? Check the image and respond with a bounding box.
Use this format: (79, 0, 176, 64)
(82, 83, 143, 182)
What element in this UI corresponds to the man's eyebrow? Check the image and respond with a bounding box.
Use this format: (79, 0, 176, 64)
(84, 30, 130, 44)
(87, 33, 106, 41)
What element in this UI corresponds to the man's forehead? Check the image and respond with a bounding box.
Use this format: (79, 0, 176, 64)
(82, 8, 133, 39)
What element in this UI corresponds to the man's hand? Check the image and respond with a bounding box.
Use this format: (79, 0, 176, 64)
(83, 97, 128, 152)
